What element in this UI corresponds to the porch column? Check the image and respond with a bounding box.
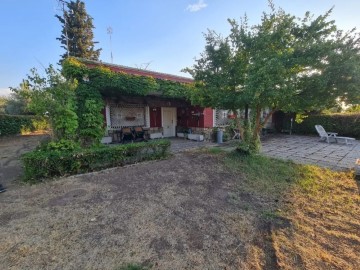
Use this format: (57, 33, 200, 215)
(145, 106, 150, 128)
(213, 109, 216, 127)
(105, 104, 111, 131)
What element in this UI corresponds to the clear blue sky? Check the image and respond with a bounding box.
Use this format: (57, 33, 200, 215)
(1, 0, 359, 96)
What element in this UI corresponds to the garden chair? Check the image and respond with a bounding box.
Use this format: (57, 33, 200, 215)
(232, 128, 241, 140)
(121, 127, 134, 143)
(315, 125, 355, 145)
(133, 126, 146, 141)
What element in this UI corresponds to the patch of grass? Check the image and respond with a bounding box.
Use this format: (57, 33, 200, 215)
(224, 152, 299, 196)
(116, 263, 151, 270)
(261, 210, 282, 221)
(207, 147, 226, 155)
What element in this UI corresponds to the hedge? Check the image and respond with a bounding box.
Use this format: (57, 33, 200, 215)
(293, 113, 360, 139)
(21, 139, 171, 182)
(0, 114, 48, 136)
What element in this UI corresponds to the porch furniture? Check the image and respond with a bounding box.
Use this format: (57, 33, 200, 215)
(187, 134, 204, 142)
(315, 125, 355, 145)
(133, 126, 146, 141)
(232, 129, 241, 140)
(121, 127, 134, 143)
(142, 127, 150, 140)
(149, 133, 163, 139)
(101, 136, 113, 144)
(108, 130, 121, 143)
(177, 132, 187, 139)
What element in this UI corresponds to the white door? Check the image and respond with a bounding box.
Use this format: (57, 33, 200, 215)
(162, 107, 176, 137)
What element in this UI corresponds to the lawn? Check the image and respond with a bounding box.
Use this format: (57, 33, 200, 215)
(221, 150, 360, 269)
(0, 144, 359, 269)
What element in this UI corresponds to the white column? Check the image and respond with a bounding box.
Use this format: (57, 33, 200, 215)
(213, 109, 216, 127)
(105, 104, 111, 131)
(145, 106, 150, 128)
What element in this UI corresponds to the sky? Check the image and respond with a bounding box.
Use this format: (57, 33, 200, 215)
(0, 0, 359, 96)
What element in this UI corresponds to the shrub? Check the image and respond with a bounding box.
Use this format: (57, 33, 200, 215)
(293, 113, 360, 139)
(0, 114, 48, 136)
(21, 139, 170, 182)
(40, 139, 81, 152)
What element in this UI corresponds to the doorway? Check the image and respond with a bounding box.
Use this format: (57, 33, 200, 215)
(162, 107, 177, 137)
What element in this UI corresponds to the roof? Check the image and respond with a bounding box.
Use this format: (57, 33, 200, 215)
(78, 58, 194, 84)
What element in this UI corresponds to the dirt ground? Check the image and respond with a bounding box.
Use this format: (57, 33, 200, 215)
(0, 135, 280, 269)
(0, 134, 49, 188)
(1, 135, 359, 269)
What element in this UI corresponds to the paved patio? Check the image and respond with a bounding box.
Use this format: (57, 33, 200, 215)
(169, 135, 359, 171)
(261, 135, 360, 171)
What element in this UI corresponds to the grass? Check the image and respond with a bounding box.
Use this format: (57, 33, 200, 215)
(223, 150, 360, 269)
(207, 146, 225, 155)
(224, 152, 299, 197)
(116, 264, 150, 270)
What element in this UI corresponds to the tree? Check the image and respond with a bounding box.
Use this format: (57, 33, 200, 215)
(185, 2, 360, 152)
(26, 66, 79, 141)
(56, 0, 101, 62)
(6, 80, 33, 115)
(0, 96, 9, 114)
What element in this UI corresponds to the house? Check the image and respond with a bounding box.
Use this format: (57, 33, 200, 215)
(72, 58, 275, 143)
(78, 58, 221, 141)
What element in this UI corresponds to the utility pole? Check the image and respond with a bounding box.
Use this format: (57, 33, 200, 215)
(57, 0, 70, 57)
(107, 26, 113, 63)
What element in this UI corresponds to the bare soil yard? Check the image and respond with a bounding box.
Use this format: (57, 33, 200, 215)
(0, 151, 273, 269)
(0, 134, 49, 187)
(0, 135, 359, 269)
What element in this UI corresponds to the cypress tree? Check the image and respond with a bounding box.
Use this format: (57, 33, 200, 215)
(56, 0, 101, 62)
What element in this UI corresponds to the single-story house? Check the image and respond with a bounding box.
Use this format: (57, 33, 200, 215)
(77, 58, 274, 142)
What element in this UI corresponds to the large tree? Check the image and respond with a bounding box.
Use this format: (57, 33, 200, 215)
(56, 0, 101, 62)
(185, 2, 360, 152)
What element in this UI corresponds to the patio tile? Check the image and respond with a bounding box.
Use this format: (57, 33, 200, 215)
(261, 135, 359, 171)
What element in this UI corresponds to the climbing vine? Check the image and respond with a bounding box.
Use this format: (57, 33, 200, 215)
(62, 57, 194, 99)
(75, 84, 104, 146)
(61, 57, 195, 145)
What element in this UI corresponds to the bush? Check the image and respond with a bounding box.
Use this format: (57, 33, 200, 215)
(21, 139, 171, 182)
(293, 113, 360, 139)
(0, 114, 48, 136)
(40, 139, 81, 152)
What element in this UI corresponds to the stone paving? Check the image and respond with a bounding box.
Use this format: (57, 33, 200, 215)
(117, 136, 359, 171)
(170, 135, 360, 171)
(261, 135, 360, 171)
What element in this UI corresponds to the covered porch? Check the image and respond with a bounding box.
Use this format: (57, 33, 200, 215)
(102, 94, 215, 143)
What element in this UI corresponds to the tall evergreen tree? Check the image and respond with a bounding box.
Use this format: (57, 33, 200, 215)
(56, 0, 101, 62)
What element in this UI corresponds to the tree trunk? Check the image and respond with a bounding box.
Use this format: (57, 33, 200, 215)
(262, 109, 275, 129)
(253, 105, 262, 141)
(234, 110, 244, 140)
(253, 108, 276, 139)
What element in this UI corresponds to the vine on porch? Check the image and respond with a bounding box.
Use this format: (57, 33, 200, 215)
(62, 57, 194, 98)
(62, 57, 195, 145)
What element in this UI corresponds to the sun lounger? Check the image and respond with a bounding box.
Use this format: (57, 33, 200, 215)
(315, 125, 355, 145)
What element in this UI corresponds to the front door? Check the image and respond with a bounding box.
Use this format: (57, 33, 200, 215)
(162, 107, 176, 137)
